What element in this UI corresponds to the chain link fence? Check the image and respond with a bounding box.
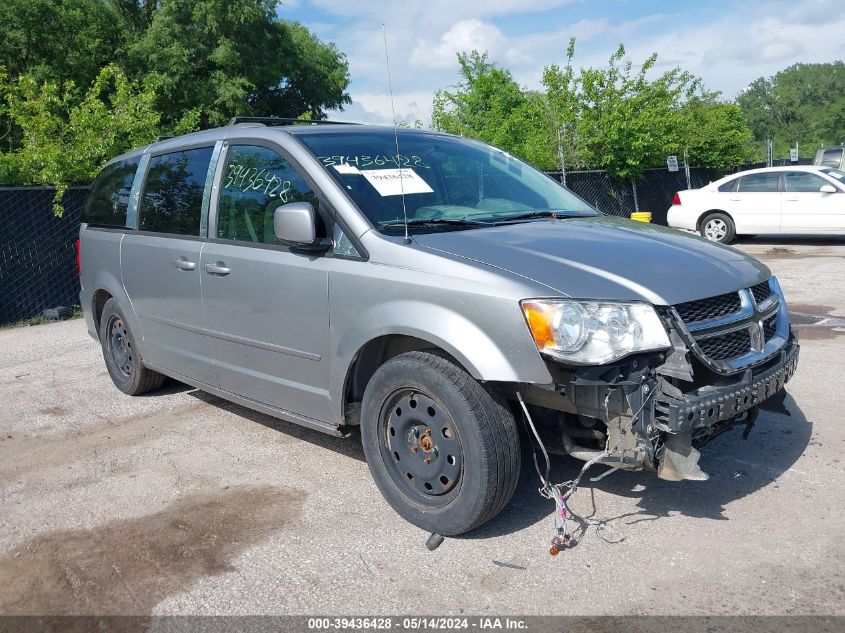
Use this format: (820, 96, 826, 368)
(550, 167, 724, 224)
(0, 187, 88, 325)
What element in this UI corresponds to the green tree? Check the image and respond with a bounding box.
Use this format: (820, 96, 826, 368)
(576, 44, 701, 180)
(737, 62, 845, 159)
(432, 51, 557, 168)
(126, 0, 351, 127)
(671, 98, 753, 169)
(0, 65, 195, 214)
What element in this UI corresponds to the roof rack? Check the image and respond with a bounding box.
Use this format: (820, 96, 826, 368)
(228, 116, 358, 127)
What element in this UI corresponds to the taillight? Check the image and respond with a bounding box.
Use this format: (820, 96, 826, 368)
(672, 192, 681, 205)
(75, 237, 81, 276)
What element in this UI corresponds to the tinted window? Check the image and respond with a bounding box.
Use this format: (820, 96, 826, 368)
(784, 172, 830, 192)
(718, 178, 738, 193)
(821, 168, 845, 185)
(737, 173, 780, 193)
(216, 145, 320, 244)
(82, 157, 140, 227)
(139, 147, 214, 235)
(294, 130, 595, 234)
(820, 148, 843, 168)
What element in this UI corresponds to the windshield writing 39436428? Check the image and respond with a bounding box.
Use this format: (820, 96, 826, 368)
(224, 163, 291, 202)
(317, 154, 430, 169)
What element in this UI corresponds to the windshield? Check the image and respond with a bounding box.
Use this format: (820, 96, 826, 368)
(821, 167, 845, 185)
(294, 129, 596, 233)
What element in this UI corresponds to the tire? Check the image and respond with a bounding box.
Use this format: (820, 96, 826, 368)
(99, 298, 165, 396)
(360, 351, 521, 536)
(700, 212, 736, 244)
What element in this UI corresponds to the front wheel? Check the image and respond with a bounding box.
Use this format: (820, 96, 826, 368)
(700, 212, 736, 244)
(360, 351, 521, 536)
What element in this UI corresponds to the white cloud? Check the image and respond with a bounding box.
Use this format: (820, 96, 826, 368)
(411, 20, 511, 69)
(318, 0, 845, 125)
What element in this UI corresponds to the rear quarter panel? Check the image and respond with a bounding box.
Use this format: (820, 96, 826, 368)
(79, 227, 137, 340)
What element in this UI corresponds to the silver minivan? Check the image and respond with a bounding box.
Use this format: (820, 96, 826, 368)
(80, 118, 799, 536)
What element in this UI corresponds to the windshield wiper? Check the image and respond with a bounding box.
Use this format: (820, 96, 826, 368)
(494, 210, 583, 223)
(381, 218, 492, 229)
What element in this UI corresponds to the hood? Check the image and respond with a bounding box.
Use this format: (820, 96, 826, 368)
(414, 216, 770, 305)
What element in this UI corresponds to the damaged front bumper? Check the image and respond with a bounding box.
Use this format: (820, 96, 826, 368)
(524, 338, 800, 482)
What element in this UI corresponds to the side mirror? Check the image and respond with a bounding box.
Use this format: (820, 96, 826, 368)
(819, 184, 838, 194)
(273, 201, 330, 251)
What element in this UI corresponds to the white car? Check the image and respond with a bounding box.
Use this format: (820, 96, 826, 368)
(667, 165, 845, 243)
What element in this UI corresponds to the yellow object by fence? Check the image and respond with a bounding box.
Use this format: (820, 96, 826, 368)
(631, 211, 652, 223)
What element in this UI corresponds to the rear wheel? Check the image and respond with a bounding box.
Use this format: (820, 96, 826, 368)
(360, 351, 521, 536)
(700, 212, 735, 244)
(99, 298, 165, 395)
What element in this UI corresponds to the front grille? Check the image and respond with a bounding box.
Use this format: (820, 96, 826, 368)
(698, 329, 751, 360)
(763, 314, 777, 339)
(675, 291, 741, 324)
(751, 280, 772, 305)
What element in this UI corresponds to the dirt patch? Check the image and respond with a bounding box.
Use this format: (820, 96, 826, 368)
(0, 485, 305, 615)
(796, 327, 845, 341)
(761, 247, 844, 260)
(788, 304, 845, 340)
(37, 407, 69, 418)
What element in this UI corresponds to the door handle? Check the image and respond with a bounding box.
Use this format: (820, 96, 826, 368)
(204, 262, 231, 276)
(785, 197, 799, 201)
(173, 257, 197, 271)
(728, 197, 741, 201)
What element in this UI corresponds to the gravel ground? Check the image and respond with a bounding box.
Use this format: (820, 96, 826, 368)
(0, 236, 843, 616)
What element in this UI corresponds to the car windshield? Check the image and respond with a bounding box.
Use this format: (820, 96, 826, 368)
(820, 167, 845, 185)
(294, 129, 596, 233)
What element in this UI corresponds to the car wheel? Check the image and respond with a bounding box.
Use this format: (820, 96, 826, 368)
(99, 298, 165, 395)
(360, 351, 521, 536)
(700, 212, 736, 244)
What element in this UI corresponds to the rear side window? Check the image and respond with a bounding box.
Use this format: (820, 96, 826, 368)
(216, 145, 320, 244)
(718, 178, 738, 193)
(784, 172, 829, 192)
(737, 173, 780, 193)
(138, 147, 214, 235)
(82, 157, 140, 227)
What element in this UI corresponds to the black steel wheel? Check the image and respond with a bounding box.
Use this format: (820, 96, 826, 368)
(380, 390, 464, 504)
(107, 315, 134, 378)
(99, 298, 165, 396)
(361, 351, 521, 536)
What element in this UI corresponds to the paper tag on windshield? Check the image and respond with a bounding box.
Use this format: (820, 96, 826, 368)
(333, 162, 360, 175)
(361, 168, 433, 197)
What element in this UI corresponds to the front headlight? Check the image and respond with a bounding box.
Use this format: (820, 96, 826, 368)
(521, 299, 671, 365)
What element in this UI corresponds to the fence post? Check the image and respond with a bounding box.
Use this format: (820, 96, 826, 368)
(684, 148, 691, 190)
(631, 178, 639, 213)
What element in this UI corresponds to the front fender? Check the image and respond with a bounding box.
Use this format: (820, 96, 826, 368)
(331, 299, 554, 422)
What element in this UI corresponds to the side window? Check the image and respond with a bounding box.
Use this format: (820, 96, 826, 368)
(784, 172, 830, 193)
(82, 157, 140, 227)
(217, 145, 320, 244)
(737, 173, 780, 193)
(718, 178, 738, 193)
(332, 224, 361, 258)
(138, 147, 214, 235)
(820, 148, 843, 168)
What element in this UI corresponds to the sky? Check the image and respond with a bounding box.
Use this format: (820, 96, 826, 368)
(278, 0, 845, 125)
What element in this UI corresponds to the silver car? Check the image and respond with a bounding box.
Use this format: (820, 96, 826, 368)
(79, 119, 799, 536)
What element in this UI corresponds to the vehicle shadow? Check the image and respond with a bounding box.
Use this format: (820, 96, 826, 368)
(186, 388, 367, 462)
(735, 235, 845, 247)
(183, 386, 810, 542)
(466, 394, 812, 540)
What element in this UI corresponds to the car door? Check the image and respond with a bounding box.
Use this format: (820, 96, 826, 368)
(201, 141, 332, 422)
(782, 171, 845, 233)
(121, 144, 219, 384)
(729, 172, 782, 234)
